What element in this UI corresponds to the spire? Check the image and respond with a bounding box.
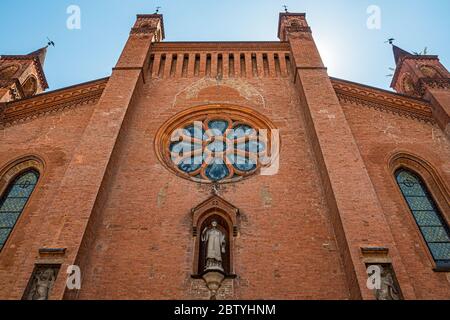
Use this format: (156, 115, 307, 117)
(392, 45, 411, 65)
(27, 46, 48, 66)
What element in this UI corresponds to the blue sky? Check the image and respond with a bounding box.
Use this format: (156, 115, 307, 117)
(1, 0, 449, 91)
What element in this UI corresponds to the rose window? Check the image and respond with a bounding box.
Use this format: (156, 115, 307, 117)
(155, 106, 277, 183)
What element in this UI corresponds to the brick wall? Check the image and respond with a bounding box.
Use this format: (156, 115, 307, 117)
(76, 68, 350, 299)
(341, 102, 450, 299)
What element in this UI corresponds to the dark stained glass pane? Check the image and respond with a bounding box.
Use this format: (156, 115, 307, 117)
(208, 120, 229, 134)
(404, 196, 434, 211)
(228, 154, 257, 172)
(236, 140, 265, 153)
(7, 184, 35, 198)
(0, 170, 39, 251)
(15, 172, 38, 186)
(172, 120, 263, 182)
(184, 124, 204, 138)
(413, 211, 443, 226)
(206, 140, 226, 152)
(0, 229, 10, 245)
(0, 198, 28, 212)
(205, 160, 229, 181)
(0, 212, 20, 228)
(420, 227, 450, 242)
(178, 157, 202, 173)
(397, 172, 424, 196)
(429, 243, 450, 261)
(395, 169, 450, 266)
(170, 141, 195, 154)
(229, 124, 255, 139)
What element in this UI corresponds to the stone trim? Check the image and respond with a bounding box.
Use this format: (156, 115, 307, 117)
(0, 78, 108, 127)
(419, 78, 450, 95)
(331, 77, 435, 123)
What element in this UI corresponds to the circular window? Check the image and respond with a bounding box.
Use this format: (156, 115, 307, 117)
(155, 105, 278, 183)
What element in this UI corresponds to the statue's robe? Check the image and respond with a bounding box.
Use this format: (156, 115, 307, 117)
(202, 228, 225, 262)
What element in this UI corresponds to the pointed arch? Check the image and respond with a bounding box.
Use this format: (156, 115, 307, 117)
(389, 152, 450, 270)
(0, 156, 44, 252)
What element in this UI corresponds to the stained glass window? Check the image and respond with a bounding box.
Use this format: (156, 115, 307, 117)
(396, 169, 450, 269)
(0, 170, 39, 251)
(168, 118, 268, 183)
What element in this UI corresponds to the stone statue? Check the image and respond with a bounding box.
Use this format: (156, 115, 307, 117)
(27, 268, 56, 300)
(201, 220, 226, 272)
(375, 265, 401, 300)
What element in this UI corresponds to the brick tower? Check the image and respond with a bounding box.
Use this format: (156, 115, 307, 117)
(0, 47, 49, 102)
(390, 45, 450, 137)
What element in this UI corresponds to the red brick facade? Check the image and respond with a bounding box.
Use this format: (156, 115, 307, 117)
(0, 12, 449, 300)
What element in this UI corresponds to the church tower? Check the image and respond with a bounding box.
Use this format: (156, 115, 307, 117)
(0, 47, 49, 102)
(390, 45, 450, 137)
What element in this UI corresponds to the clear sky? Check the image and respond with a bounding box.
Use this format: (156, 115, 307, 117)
(1, 0, 449, 91)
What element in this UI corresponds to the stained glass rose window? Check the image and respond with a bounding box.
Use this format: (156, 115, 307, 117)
(156, 106, 278, 183)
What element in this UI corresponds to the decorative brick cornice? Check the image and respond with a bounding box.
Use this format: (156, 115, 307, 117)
(419, 78, 450, 95)
(390, 55, 440, 89)
(331, 77, 434, 123)
(0, 77, 108, 127)
(150, 41, 291, 52)
(131, 14, 164, 40)
(130, 26, 158, 36)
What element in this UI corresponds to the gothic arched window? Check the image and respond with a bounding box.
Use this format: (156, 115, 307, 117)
(0, 170, 39, 251)
(396, 169, 450, 269)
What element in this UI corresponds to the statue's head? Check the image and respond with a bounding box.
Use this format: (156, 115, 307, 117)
(211, 220, 218, 227)
(40, 269, 54, 281)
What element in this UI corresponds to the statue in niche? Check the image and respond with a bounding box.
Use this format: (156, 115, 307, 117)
(375, 265, 401, 300)
(26, 267, 57, 300)
(201, 220, 226, 272)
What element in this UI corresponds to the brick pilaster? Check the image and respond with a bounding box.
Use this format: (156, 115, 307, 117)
(279, 12, 415, 299)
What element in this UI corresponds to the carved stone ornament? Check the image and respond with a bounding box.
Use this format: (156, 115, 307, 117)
(23, 265, 60, 300)
(202, 271, 225, 300)
(368, 264, 403, 300)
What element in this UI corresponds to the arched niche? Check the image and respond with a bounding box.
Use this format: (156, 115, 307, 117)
(419, 65, 441, 79)
(22, 76, 38, 97)
(191, 195, 239, 277)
